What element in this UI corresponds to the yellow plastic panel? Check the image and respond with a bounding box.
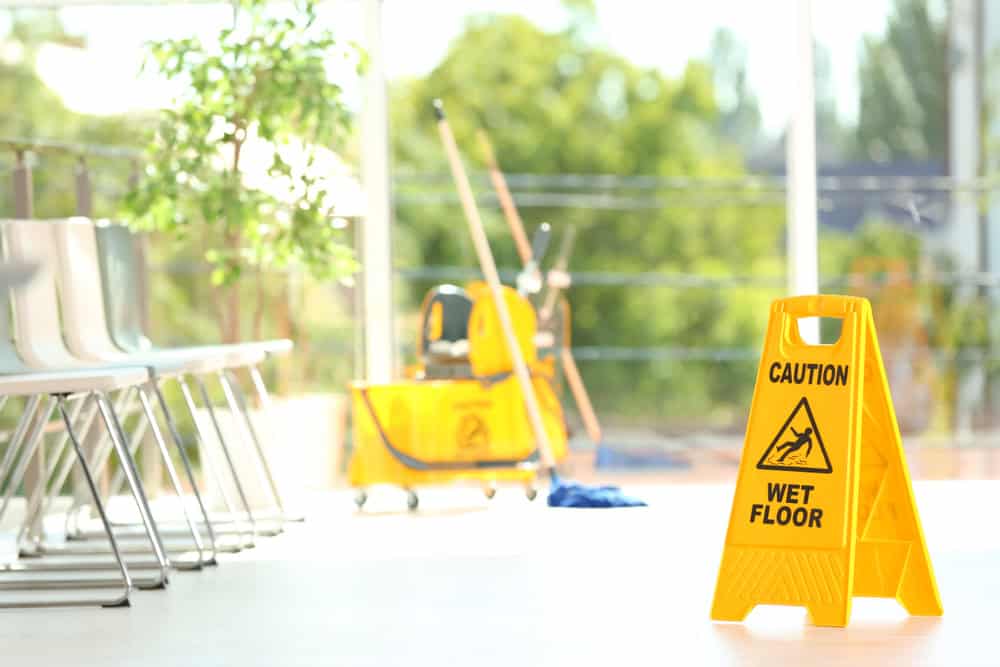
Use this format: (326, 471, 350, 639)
(467, 285, 537, 377)
(349, 375, 566, 489)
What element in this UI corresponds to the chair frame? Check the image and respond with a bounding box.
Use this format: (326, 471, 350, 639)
(0, 373, 157, 608)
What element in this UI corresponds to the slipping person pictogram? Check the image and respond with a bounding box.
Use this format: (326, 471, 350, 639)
(757, 397, 832, 473)
(776, 426, 813, 462)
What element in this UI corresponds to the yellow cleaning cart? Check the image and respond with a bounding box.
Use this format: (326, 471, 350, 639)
(349, 283, 568, 510)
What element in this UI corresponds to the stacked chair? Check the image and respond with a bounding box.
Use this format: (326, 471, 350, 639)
(0, 217, 294, 608)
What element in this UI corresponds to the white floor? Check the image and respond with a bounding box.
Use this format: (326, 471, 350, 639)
(0, 481, 996, 666)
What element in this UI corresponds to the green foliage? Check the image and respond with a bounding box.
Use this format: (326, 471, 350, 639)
(822, 218, 991, 349)
(709, 28, 762, 156)
(855, 0, 947, 161)
(821, 217, 999, 432)
(391, 13, 785, 428)
(125, 0, 361, 341)
(709, 29, 847, 162)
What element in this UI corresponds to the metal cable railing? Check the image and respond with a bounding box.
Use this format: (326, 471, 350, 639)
(8, 136, 1000, 448)
(395, 170, 1000, 193)
(0, 136, 140, 219)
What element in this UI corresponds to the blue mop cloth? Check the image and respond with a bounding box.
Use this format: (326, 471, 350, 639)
(547, 477, 647, 508)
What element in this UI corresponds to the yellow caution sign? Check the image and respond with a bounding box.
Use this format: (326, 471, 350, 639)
(711, 295, 942, 627)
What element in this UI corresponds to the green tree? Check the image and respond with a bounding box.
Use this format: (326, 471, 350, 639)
(820, 216, 994, 434)
(855, 0, 947, 162)
(0, 9, 360, 398)
(814, 43, 852, 163)
(0, 10, 145, 218)
(709, 28, 762, 157)
(126, 0, 361, 343)
(391, 13, 785, 427)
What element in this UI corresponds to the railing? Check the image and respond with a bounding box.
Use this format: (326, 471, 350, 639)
(0, 137, 141, 219)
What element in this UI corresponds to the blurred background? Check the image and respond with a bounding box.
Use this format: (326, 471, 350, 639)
(2, 0, 997, 486)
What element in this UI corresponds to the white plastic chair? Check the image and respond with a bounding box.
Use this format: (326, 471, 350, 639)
(0, 219, 196, 578)
(95, 220, 295, 527)
(0, 261, 151, 607)
(51, 218, 278, 542)
(48, 218, 256, 555)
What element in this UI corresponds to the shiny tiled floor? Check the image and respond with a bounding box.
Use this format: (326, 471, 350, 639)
(0, 481, 996, 666)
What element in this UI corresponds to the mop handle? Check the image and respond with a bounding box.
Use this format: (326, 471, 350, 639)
(519, 223, 551, 296)
(434, 101, 557, 470)
(478, 130, 533, 267)
(560, 347, 602, 444)
(529, 223, 552, 270)
(539, 225, 577, 321)
(476, 128, 601, 445)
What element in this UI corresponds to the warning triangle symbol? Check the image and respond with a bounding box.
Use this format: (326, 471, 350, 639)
(756, 397, 832, 474)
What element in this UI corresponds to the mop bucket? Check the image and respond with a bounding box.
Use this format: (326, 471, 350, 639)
(349, 373, 567, 503)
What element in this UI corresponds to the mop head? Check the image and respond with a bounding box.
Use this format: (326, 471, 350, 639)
(547, 476, 647, 508)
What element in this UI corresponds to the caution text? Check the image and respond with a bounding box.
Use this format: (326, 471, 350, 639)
(750, 482, 822, 528)
(768, 362, 848, 387)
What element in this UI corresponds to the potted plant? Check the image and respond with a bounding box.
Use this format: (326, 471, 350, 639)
(126, 0, 363, 495)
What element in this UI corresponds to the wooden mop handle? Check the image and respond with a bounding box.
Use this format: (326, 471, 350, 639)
(561, 347, 602, 444)
(478, 130, 533, 267)
(539, 225, 576, 321)
(477, 128, 602, 445)
(434, 101, 556, 469)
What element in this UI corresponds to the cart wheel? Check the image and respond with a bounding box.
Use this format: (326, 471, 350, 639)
(354, 490, 368, 509)
(525, 486, 538, 502)
(483, 484, 497, 500)
(406, 490, 419, 511)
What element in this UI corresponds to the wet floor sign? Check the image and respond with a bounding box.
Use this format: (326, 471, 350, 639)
(711, 295, 942, 627)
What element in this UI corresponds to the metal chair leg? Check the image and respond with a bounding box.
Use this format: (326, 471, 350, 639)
(39, 401, 169, 584)
(28, 388, 137, 543)
(0, 396, 131, 609)
(29, 389, 137, 540)
(102, 388, 148, 508)
(21, 393, 101, 545)
(226, 366, 292, 521)
(194, 376, 258, 540)
(0, 395, 42, 504)
(218, 370, 283, 535)
(56, 396, 131, 607)
(83, 375, 265, 552)
(94, 393, 170, 589)
(177, 375, 254, 550)
(20, 393, 197, 579)
(134, 383, 208, 568)
(0, 396, 56, 527)
(247, 365, 303, 521)
(151, 381, 218, 565)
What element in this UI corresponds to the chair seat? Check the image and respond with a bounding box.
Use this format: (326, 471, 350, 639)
(145, 345, 266, 372)
(0, 367, 148, 395)
(94, 223, 290, 366)
(239, 339, 293, 357)
(163, 342, 283, 366)
(214, 344, 269, 367)
(112, 351, 216, 377)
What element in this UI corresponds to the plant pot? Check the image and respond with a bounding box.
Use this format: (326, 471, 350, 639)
(195, 392, 347, 512)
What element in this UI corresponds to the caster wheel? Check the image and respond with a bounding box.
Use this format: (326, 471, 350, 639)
(483, 485, 497, 500)
(354, 490, 368, 509)
(525, 487, 538, 502)
(406, 490, 419, 511)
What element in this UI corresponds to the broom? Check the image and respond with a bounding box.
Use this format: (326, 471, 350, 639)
(433, 100, 644, 508)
